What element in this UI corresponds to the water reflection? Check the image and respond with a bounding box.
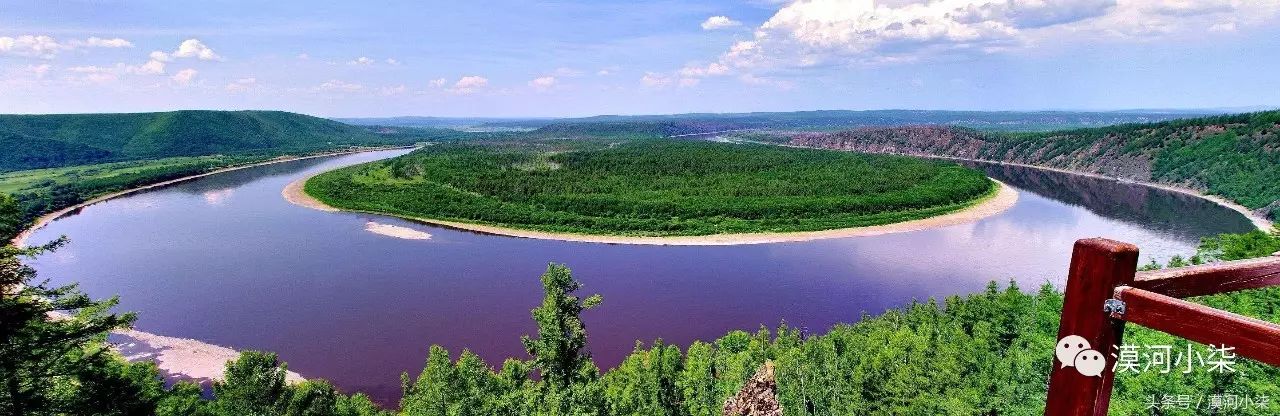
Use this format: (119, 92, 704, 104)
(965, 162, 1254, 241)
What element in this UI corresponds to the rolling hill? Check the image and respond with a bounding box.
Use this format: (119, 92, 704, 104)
(781, 110, 1280, 220)
(0, 110, 416, 172)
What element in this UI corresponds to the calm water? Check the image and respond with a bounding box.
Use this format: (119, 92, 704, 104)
(25, 149, 1255, 403)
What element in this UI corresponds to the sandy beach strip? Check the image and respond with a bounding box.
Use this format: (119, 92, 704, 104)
(284, 172, 1019, 245)
(365, 221, 432, 240)
(113, 329, 305, 385)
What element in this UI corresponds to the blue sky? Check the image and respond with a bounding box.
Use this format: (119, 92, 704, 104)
(2, 0, 1278, 117)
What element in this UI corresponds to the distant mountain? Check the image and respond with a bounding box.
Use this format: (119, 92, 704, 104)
(784, 110, 1280, 220)
(0, 110, 412, 172)
(478, 109, 1223, 138)
(335, 116, 550, 131)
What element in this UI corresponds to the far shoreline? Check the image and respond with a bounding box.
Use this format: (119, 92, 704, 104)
(763, 141, 1275, 232)
(284, 172, 1020, 245)
(10, 145, 414, 248)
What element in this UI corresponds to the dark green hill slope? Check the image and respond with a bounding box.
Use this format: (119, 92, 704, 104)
(784, 110, 1280, 220)
(0, 110, 410, 172)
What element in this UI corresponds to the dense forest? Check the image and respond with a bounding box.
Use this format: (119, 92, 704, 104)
(3, 190, 1279, 415)
(0, 110, 433, 172)
(783, 110, 1280, 220)
(305, 140, 996, 236)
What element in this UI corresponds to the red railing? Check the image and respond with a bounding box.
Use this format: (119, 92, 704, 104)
(1043, 238, 1280, 416)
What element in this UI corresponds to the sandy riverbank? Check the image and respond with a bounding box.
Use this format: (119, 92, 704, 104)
(10, 146, 413, 248)
(113, 329, 305, 386)
(284, 172, 1019, 245)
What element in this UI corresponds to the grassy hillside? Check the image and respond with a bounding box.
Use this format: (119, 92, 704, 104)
(305, 139, 995, 236)
(0, 110, 420, 172)
(783, 110, 1280, 220)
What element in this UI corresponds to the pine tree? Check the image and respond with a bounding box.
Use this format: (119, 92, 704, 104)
(0, 238, 145, 415)
(209, 351, 291, 415)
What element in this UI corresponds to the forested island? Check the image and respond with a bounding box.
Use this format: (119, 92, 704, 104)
(303, 140, 998, 238)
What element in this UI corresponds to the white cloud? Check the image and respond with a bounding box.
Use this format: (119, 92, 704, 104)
(428, 78, 448, 88)
(385, 58, 401, 65)
(172, 39, 221, 61)
(225, 77, 258, 92)
(380, 84, 408, 96)
(170, 68, 198, 86)
(296, 53, 310, 60)
(83, 37, 134, 48)
(27, 64, 51, 79)
(679, 62, 730, 78)
(449, 76, 489, 94)
(640, 72, 673, 88)
(316, 79, 364, 92)
(125, 39, 222, 77)
(552, 67, 584, 77)
(149, 51, 172, 62)
(0, 35, 133, 59)
(701, 15, 743, 30)
(738, 73, 793, 90)
(349, 56, 375, 65)
(131, 59, 166, 75)
(685, 0, 1280, 81)
(528, 76, 557, 91)
(678, 78, 700, 87)
(1209, 21, 1237, 32)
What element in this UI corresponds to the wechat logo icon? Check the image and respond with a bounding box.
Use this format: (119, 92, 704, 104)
(1056, 335, 1106, 377)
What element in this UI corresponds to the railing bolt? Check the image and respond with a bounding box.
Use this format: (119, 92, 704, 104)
(1103, 299, 1127, 317)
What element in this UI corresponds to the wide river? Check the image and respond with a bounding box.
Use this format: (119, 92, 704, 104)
(26, 148, 1256, 403)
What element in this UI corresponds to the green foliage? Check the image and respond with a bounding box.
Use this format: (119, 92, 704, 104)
(0, 240, 161, 415)
(1, 155, 270, 228)
(209, 351, 291, 415)
(988, 111, 1280, 218)
(602, 340, 684, 416)
(156, 382, 206, 416)
(307, 140, 996, 236)
(0, 110, 429, 172)
(523, 264, 603, 388)
(0, 194, 20, 242)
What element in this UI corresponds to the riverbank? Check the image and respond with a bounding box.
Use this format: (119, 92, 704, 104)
(285, 172, 1018, 245)
(10, 146, 414, 248)
(113, 329, 305, 386)
(901, 154, 1273, 232)
(761, 141, 1275, 232)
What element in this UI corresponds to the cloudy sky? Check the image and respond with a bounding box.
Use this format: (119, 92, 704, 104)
(2, 0, 1278, 117)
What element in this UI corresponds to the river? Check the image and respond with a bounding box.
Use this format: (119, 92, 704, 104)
(24, 148, 1256, 403)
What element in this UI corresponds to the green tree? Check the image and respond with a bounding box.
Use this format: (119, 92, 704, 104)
(156, 382, 207, 416)
(0, 239, 143, 416)
(209, 351, 291, 415)
(400, 345, 457, 416)
(521, 263, 602, 389)
(521, 263, 605, 415)
(0, 194, 21, 242)
(282, 380, 339, 416)
(676, 341, 719, 416)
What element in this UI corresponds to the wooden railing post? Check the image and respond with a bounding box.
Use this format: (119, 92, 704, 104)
(1044, 238, 1139, 416)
